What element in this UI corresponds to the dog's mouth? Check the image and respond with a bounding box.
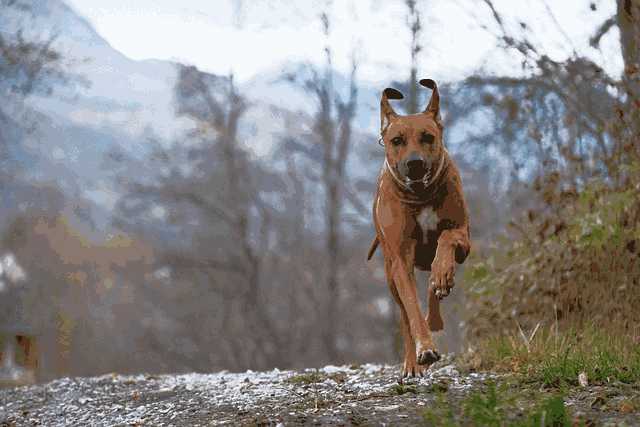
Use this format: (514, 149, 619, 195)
(386, 156, 442, 191)
(405, 169, 432, 184)
(403, 167, 433, 187)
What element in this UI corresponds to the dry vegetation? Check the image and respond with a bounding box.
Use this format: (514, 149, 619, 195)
(457, 0, 640, 394)
(465, 178, 640, 340)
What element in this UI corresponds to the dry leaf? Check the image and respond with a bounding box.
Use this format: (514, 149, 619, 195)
(619, 400, 635, 414)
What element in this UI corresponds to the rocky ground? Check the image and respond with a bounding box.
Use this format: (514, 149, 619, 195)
(1, 356, 639, 426)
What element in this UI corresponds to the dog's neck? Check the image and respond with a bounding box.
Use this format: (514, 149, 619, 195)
(381, 149, 450, 206)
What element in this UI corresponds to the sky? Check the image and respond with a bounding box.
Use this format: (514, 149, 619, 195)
(64, 0, 622, 84)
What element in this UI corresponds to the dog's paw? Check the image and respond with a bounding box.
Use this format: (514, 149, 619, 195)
(430, 257, 455, 299)
(402, 358, 428, 378)
(417, 348, 440, 366)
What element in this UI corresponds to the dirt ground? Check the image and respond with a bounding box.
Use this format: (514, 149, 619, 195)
(1, 356, 638, 426)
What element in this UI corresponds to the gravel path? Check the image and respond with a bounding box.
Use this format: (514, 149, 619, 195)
(1, 357, 638, 426)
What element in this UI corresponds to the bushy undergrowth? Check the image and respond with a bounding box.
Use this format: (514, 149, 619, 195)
(464, 172, 640, 341)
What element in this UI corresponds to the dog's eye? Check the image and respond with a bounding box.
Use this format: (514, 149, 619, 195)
(421, 133, 435, 144)
(391, 136, 404, 146)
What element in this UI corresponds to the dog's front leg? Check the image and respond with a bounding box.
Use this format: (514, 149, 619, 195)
(384, 241, 440, 366)
(426, 169, 471, 331)
(384, 259, 427, 377)
(377, 192, 441, 366)
(431, 229, 464, 296)
(431, 170, 471, 300)
(426, 227, 469, 333)
(425, 227, 470, 332)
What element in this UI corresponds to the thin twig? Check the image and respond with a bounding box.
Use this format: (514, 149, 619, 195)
(515, 319, 531, 353)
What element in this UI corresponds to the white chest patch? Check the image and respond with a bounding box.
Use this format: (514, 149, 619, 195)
(417, 207, 439, 234)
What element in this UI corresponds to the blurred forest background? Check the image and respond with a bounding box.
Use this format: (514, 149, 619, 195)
(0, 0, 638, 382)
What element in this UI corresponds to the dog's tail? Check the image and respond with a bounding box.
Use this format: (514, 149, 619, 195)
(366, 236, 379, 261)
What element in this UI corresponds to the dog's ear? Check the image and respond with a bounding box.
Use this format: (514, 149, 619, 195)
(419, 79, 441, 126)
(380, 87, 403, 135)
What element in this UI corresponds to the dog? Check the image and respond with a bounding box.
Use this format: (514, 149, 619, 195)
(367, 79, 470, 377)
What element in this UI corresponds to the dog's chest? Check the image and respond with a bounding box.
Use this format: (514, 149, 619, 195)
(416, 206, 439, 234)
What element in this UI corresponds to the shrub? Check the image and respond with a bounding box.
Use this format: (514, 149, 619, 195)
(464, 171, 640, 342)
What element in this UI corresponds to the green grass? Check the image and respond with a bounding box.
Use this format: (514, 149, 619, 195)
(464, 326, 640, 387)
(390, 379, 450, 396)
(286, 370, 347, 385)
(390, 383, 418, 395)
(422, 381, 572, 427)
(422, 390, 457, 427)
(462, 382, 508, 425)
(520, 394, 571, 427)
(286, 372, 320, 385)
(429, 326, 640, 425)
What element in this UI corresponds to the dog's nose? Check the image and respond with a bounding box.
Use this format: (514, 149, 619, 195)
(405, 153, 427, 179)
(407, 157, 425, 170)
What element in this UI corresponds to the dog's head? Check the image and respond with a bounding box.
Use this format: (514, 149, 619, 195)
(379, 79, 444, 190)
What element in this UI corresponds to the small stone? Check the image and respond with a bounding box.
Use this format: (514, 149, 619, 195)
(374, 404, 400, 411)
(578, 372, 588, 387)
(433, 365, 459, 377)
(590, 395, 606, 409)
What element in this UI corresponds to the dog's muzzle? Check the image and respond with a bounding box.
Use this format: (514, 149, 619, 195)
(384, 150, 447, 194)
(399, 152, 432, 182)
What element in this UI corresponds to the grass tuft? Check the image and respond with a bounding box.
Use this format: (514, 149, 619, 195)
(462, 326, 640, 387)
(422, 381, 572, 426)
(463, 381, 507, 425)
(391, 383, 418, 395)
(286, 372, 320, 385)
(286, 370, 348, 386)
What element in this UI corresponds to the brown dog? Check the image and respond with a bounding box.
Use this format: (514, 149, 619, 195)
(367, 79, 470, 377)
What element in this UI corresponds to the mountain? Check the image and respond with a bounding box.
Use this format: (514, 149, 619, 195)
(2, 0, 392, 236)
(22, 1, 383, 151)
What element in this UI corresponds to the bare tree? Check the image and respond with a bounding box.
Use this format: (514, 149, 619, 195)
(0, 0, 69, 187)
(406, 0, 423, 115)
(294, 12, 360, 362)
(441, 0, 639, 202)
(108, 65, 301, 370)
